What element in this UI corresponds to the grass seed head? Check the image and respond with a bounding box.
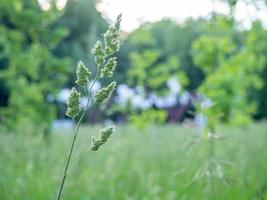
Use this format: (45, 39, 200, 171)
(75, 61, 91, 86)
(100, 57, 117, 78)
(91, 41, 105, 65)
(90, 126, 115, 151)
(95, 81, 116, 103)
(66, 87, 81, 119)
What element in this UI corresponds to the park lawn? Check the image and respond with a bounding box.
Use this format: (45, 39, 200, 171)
(0, 122, 267, 200)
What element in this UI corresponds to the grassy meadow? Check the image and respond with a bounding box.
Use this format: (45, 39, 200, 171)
(0, 123, 267, 200)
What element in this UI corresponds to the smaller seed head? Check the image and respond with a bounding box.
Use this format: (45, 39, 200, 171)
(95, 81, 116, 103)
(75, 61, 91, 86)
(91, 41, 105, 65)
(90, 126, 115, 151)
(103, 14, 121, 57)
(100, 57, 117, 78)
(66, 87, 81, 118)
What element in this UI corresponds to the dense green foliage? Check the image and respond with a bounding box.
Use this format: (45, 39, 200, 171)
(0, 0, 70, 132)
(193, 16, 266, 125)
(117, 19, 204, 91)
(0, 123, 267, 199)
(0, 0, 108, 132)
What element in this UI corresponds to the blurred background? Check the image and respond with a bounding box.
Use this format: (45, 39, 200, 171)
(0, 0, 267, 199)
(1, 0, 267, 130)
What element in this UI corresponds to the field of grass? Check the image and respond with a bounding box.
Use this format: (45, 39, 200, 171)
(0, 122, 267, 200)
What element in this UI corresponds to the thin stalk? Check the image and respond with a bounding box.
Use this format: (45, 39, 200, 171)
(57, 119, 77, 200)
(69, 147, 91, 171)
(207, 135, 216, 199)
(56, 67, 100, 200)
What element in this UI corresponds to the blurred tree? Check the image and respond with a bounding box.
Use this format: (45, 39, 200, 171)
(54, 0, 108, 81)
(245, 21, 267, 119)
(118, 19, 206, 93)
(149, 19, 205, 90)
(128, 49, 187, 95)
(0, 0, 70, 133)
(220, 0, 267, 119)
(193, 16, 264, 125)
(125, 25, 188, 95)
(113, 23, 191, 126)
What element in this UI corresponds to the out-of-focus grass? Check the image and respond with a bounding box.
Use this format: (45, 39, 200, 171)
(0, 123, 267, 200)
